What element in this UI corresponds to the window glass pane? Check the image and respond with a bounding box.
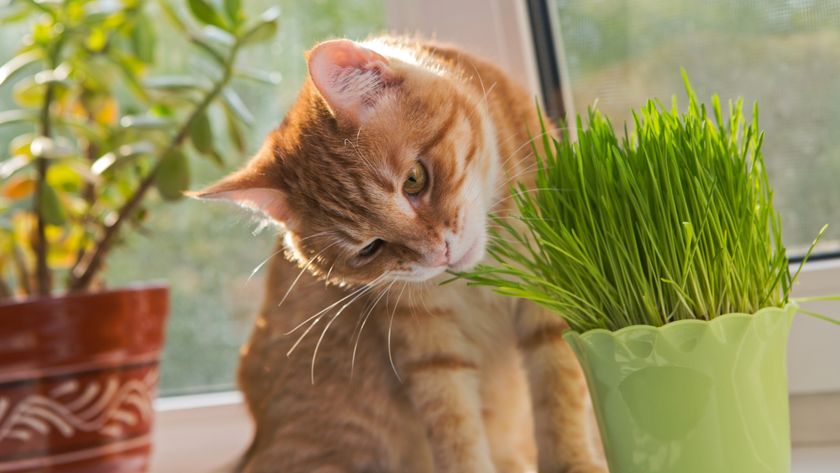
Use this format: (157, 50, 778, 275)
(552, 0, 840, 254)
(0, 0, 384, 395)
(117, 0, 384, 395)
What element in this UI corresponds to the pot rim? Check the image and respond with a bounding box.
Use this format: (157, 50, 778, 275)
(0, 281, 168, 309)
(563, 301, 798, 341)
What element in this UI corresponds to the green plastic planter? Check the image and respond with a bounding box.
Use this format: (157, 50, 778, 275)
(564, 303, 797, 473)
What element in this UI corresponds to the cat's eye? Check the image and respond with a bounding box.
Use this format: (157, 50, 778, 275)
(358, 238, 385, 258)
(403, 161, 428, 195)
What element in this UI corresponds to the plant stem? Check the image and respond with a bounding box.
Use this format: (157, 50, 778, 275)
(70, 112, 100, 273)
(67, 46, 239, 292)
(0, 274, 11, 300)
(13, 243, 31, 296)
(33, 67, 56, 297)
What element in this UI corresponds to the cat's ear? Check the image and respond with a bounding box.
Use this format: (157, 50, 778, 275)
(188, 170, 290, 223)
(307, 39, 399, 123)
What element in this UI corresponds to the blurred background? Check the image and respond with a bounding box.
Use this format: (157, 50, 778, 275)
(1, 0, 384, 395)
(1, 0, 837, 399)
(553, 0, 840, 255)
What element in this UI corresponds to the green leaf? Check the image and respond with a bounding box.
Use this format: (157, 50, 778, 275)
(46, 163, 85, 192)
(222, 87, 254, 125)
(190, 37, 226, 65)
(12, 77, 45, 108)
(187, 0, 227, 29)
(159, 0, 189, 32)
(85, 28, 108, 52)
(0, 110, 38, 127)
(203, 25, 236, 47)
(33, 66, 71, 86)
(207, 147, 225, 168)
(54, 116, 105, 144)
(91, 141, 156, 175)
(131, 14, 157, 64)
(39, 185, 67, 226)
(0, 155, 31, 179)
(32, 21, 58, 45)
(240, 19, 278, 45)
(154, 150, 190, 200)
(120, 115, 172, 129)
(224, 0, 242, 25)
(143, 75, 207, 91)
(0, 2, 30, 24)
(240, 8, 280, 45)
(108, 51, 149, 102)
(234, 67, 282, 85)
(0, 51, 41, 87)
(189, 111, 213, 154)
(224, 105, 245, 152)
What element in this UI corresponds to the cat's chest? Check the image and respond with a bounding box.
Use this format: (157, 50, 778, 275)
(423, 280, 520, 350)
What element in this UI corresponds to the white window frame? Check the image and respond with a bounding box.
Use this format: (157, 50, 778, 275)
(150, 2, 840, 471)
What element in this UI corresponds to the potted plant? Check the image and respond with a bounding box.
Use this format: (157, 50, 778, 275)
(461, 76, 835, 473)
(0, 1, 278, 471)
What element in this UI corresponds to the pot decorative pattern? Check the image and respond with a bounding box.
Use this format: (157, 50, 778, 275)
(0, 286, 168, 473)
(0, 372, 157, 443)
(564, 303, 797, 473)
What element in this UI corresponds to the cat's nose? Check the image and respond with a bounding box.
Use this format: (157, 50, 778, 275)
(426, 242, 448, 266)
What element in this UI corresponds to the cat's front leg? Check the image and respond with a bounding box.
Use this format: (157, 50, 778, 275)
(515, 301, 607, 473)
(392, 315, 497, 473)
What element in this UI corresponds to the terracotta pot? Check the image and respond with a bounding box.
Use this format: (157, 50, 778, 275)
(0, 286, 168, 473)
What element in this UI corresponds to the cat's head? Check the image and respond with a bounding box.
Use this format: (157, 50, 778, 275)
(195, 39, 500, 285)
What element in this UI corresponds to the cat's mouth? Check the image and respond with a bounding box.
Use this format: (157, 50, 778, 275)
(447, 238, 483, 271)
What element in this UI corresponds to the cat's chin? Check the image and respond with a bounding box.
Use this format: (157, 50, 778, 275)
(447, 237, 484, 272)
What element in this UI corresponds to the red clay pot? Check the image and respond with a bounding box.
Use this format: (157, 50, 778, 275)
(0, 285, 168, 473)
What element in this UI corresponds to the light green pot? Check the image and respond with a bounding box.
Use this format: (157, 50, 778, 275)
(564, 303, 797, 473)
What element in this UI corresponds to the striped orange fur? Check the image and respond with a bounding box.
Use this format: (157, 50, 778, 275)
(198, 37, 605, 473)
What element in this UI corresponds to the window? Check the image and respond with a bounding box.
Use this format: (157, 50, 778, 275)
(539, 0, 840, 256)
(106, 0, 385, 395)
(0, 0, 384, 395)
(534, 0, 840, 435)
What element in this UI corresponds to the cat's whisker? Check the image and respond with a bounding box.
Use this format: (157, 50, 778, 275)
(324, 262, 336, 281)
(386, 282, 408, 383)
(284, 276, 378, 337)
(416, 283, 434, 316)
(497, 161, 540, 191)
(278, 241, 340, 308)
(495, 133, 543, 173)
(469, 60, 490, 106)
(291, 272, 387, 362)
(352, 291, 379, 341)
(489, 187, 571, 213)
(495, 125, 570, 176)
(249, 230, 335, 284)
(296, 230, 337, 243)
(311, 277, 387, 384)
(350, 278, 398, 377)
(345, 134, 381, 177)
(462, 60, 498, 127)
(350, 298, 379, 377)
(248, 248, 286, 283)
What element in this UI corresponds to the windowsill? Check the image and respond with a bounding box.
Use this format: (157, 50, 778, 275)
(149, 391, 840, 473)
(150, 392, 251, 473)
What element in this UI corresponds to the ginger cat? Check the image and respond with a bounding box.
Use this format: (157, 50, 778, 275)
(197, 37, 604, 473)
